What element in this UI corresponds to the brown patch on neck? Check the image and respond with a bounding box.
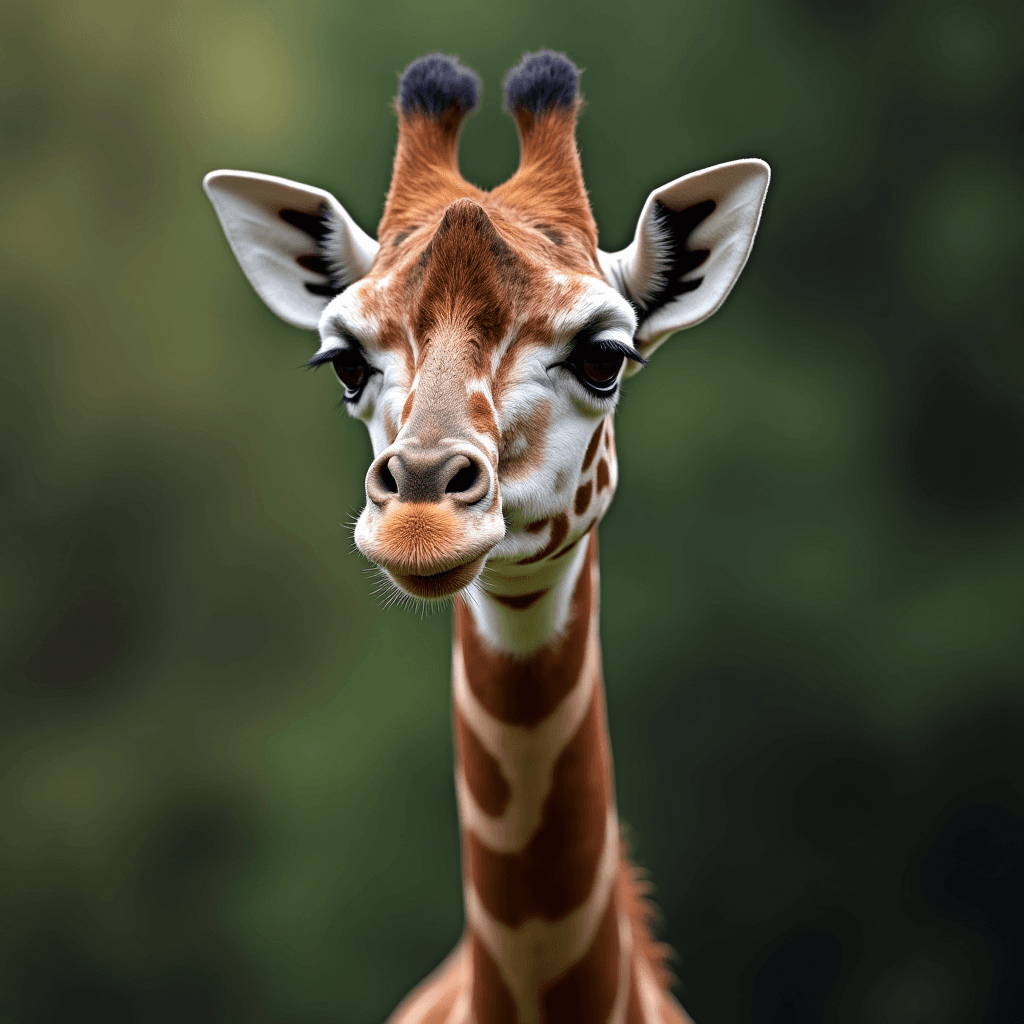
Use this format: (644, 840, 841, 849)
(470, 934, 518, 1024)
(625, 962, 645, 1024)
(491, 589, 548, 610)
(456, 535, 591, 726)
(465, 687, 610, 926)
(455, 710, 511, 817)
(540, 887, 620, 1023)
(596, 458, 611, 493)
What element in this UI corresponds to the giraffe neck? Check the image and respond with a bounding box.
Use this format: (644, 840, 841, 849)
(453, 534, 654, 1024)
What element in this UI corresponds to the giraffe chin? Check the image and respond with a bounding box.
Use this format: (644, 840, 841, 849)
(387, 556, 486, 600)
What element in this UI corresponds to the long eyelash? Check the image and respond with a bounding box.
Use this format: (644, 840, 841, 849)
(306, 330, 367, 370)
(587, 336, 648, 365)
(306, 348, 344, 369)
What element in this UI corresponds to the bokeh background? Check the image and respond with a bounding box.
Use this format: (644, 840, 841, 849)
(1, 0, 1022, 1021)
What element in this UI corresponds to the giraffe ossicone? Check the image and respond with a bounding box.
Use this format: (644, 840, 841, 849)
(205, 50, 768, 1024)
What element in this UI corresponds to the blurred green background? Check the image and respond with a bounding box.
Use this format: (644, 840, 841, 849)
(1, 0, 1022, 1022)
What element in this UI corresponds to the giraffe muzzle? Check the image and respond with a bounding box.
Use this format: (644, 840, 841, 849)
(356, 441, 504, 598)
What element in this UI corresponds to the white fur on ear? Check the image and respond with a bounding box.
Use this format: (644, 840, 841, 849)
(599, 158, 770, 358)
(203, 170, 379, 331)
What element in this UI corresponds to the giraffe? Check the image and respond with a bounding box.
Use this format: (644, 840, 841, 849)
(204, 51, 769, 1024)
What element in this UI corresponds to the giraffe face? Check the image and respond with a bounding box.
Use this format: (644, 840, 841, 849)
(316, 198, 638, 600)
(203, 52, 769, 604)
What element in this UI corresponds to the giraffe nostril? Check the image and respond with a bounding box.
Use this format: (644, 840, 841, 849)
(368, 446, 490, 506)
(380, 459, 399, 494)
(366, 454, 402, 506)
(446, 463, 478, 494)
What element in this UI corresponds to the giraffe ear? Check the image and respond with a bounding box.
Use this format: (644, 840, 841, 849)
(203, 170, 379, 331)
(598, 159, 769, 359)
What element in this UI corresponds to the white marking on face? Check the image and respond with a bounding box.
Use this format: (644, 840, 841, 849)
(545, 275, 637, 344)
(489, 321, 519, 378)
(320, 283, 382, 346)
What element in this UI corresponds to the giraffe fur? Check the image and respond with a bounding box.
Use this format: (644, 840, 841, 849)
(503, 50, 581, 113)
(203, 50, 769, 1024)
(400, 53, 481, 117)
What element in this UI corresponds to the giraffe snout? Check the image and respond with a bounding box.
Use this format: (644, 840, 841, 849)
(356, 441, 504, 599)
(366, 444, 491, 507)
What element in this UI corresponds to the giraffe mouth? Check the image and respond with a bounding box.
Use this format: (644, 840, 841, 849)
(389, 556, 486, 599)
(355, 500, 504, 601)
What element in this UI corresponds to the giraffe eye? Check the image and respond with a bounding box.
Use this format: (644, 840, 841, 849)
(331, 348, 369, 398)
(567, 338, 626, 396)
(581, 349, 624, 387)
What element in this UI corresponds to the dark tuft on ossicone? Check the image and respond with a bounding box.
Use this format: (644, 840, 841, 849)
(503, 50, 580, 113)
(399, 53, 480, 117)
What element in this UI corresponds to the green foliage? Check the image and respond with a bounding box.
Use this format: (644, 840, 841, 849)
(1, 0, 1021, 1021)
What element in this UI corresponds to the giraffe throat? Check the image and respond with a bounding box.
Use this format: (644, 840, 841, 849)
(395, 535, 676, 1024)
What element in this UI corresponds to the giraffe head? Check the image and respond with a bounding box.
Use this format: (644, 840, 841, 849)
(204, 52, 769, 601)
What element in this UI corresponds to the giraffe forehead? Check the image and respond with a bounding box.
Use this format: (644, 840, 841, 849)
(375, 194, 600, 276)
(347, 267, 627, 380)
(355, 196, 611, 338)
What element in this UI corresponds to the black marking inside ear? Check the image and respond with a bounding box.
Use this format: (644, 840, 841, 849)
(280, 207, 329, 241)
(637, 199, 716, 317)
(399, 53, 480, 117)
(503, 50, 580, 113)
(303, 280, 340, 298)
(280, 205, 346, 300)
